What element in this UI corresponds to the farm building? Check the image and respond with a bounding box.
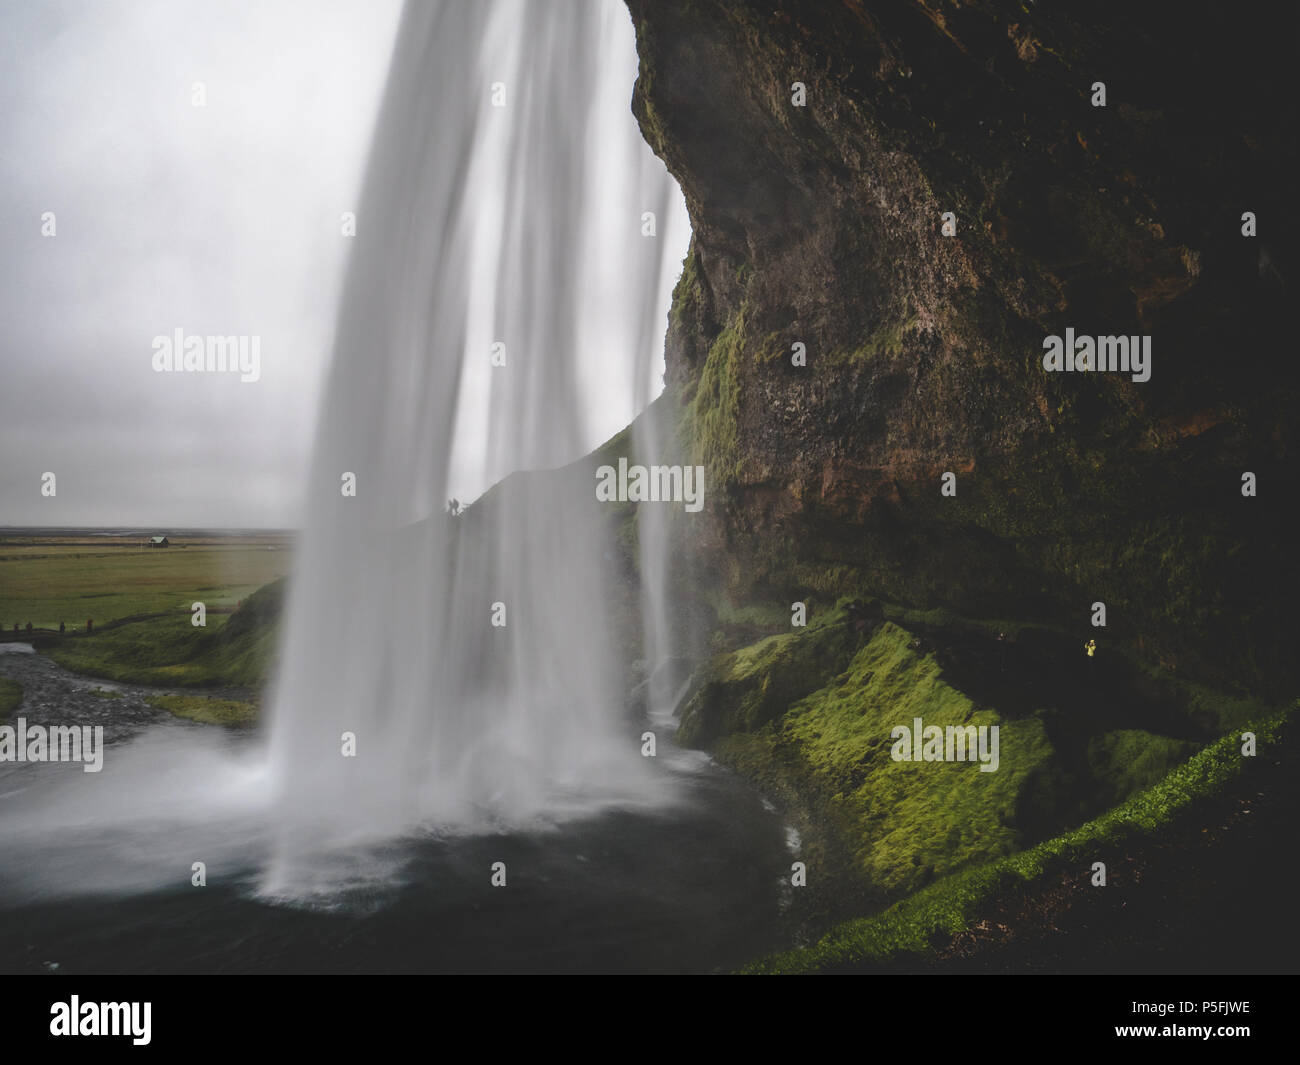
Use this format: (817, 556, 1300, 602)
(147, 536, 170, 548)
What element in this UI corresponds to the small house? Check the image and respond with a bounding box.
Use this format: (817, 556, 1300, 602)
(148, 536, 170, 548)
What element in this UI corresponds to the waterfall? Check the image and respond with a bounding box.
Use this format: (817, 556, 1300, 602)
(263, 0, 689, 892)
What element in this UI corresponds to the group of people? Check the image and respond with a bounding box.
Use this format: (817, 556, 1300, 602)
(7, 620, 91, 635)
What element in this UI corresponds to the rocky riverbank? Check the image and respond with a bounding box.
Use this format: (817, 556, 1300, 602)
(0, 646, 258, 744)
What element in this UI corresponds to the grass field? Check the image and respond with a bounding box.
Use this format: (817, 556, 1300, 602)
(147, 693, 259, 727)
(44, 576, 287, 688)
(0, 533, 291, 633)
(0, 532, 291, 690)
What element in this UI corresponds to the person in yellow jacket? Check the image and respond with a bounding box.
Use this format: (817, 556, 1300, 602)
(1085, 638, 1097, 657)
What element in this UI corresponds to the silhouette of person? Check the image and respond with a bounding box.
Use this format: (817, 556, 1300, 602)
(59, 621, 66, 634)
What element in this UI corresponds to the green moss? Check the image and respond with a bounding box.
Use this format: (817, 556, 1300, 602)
(678, 613, 861, 745)
(670, 246, 705, 328)
(832, 315, 919, 364)
(0, 676, 21, 719)
(797, 626, 1053, 889)
(705, 590, 798, 633)
(746, 704, 1294, 973)
(682, 312, 746, 483)
(679, 593, 1259, 928)
(147, 694, 258, 728)
(628, 17, 666, 155)
(1086, 729, 1200, 805)
(713, 622, 1056, 894)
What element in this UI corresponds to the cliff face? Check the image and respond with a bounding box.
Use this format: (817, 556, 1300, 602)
(626, 0, 1297, 693)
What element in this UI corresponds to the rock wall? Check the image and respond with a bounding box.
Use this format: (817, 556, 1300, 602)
(626, 0, 1297, 694)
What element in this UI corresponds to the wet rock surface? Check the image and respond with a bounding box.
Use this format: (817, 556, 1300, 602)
(625, 0, 1298, 693)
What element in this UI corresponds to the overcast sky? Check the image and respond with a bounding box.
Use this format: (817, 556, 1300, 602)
(0, 0, 688, 530)
(0, 0, 403, 528)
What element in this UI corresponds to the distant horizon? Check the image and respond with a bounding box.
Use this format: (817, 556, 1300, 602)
(0, 526, 298, 535)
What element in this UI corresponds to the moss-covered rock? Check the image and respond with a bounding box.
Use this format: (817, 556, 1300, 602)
(616, 0, 1298, 967)
(677, 608, 864, 745)
(766, 623, 1055, 893)
(626, 0, 1299, 696)
(745, 703, 1296, 973)
(684, 617, 1060, 896)
(147, 694, 259, 729)
(674, 597, 1275, 909)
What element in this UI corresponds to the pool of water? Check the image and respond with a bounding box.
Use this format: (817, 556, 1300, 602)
(0, 713, 800, 974)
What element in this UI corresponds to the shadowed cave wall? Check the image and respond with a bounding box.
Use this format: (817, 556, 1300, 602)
(624, 0, 1298, 697)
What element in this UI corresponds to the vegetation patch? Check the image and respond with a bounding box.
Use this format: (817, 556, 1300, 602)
(682, 312, 746, 484)
(833, 315, 920, 365)
(677, 606, 862, 746)
(745, 705, 1293, 973)
(147, 694, 258, 728)
(679, 594, 1262, 944)
(1085, 729, 1199, 807)
(0, 540, 289, 631)
(698, 620, 1056, 895)
(48, 578, 284, 688)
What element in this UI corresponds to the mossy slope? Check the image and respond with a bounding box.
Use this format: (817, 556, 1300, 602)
(746, 705, 1293, 973)
(677, 606, 1221, 902)
(47, 578, 284, 687)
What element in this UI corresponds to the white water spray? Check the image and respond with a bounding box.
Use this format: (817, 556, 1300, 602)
(262, 0, 689, 891)
(0, 0, 688, 908)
